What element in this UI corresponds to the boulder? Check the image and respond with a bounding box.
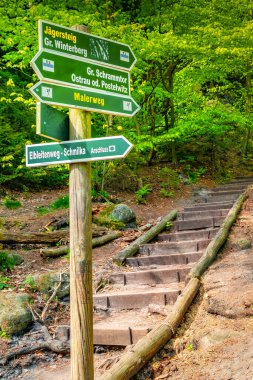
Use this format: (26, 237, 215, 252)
(32, 271, 70, 298)
(109, 204, 136, 224)
(0, 292, 32, 335)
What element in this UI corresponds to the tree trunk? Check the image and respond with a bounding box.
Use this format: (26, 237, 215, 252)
(113, 210, 177, 264)
(40, 231, 122, 258)
(100, 278, 200, 380)
(0, 224, 109, 244)
(189, 189, 249, 279)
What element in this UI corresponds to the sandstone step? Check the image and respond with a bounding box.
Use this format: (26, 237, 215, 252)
(126, 251, 203, 267)
(184, 202, 233, 211)
(207, 193, 240, 202)
(94, 308, 174, 346)
(139, 239, 210, 255)
(211, 184, 248, 192)
(172, 216, 225, 231)
(208, 189, 242, 196)
(178, 209, 228, 220)
(94, 324, 151, 346)
(93, 287, 180, 310)
(109, 265, 192, 285)
(230, 178, 253, 183)
(157, 228, 218, 242)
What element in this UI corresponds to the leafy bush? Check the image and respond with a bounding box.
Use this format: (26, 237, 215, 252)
(183, 165, 207, 183)
(157, 167, 180, 197)
(135, 184, 152, 204)
(23, 275, 38, 292)
(36, 195, 69, 215)
(4, 196, 22, 209)
(0, 275, 10, 290)
(50, 195, 69, 210)
(0, 251, 15, 271)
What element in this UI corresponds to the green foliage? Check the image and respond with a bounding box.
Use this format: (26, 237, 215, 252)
(0, 0, 252, 189)
(135, 184, 152, 204)
(0, 251, 15, 272)
(23, 275, 38, 292)
(36, 195, 69, 215)
(0, 275, 10, 290)
(158, 167, 180, 197)
(181, 164, 207, 184)
(50, 195, 69, 210)
(91, 188, 109, 201)
(3, 196, 22, 209)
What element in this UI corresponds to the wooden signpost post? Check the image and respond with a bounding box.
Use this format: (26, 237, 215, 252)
(28, 20, 139, 380)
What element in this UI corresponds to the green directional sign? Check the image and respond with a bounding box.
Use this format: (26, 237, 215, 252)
(31, 50, 130, 96)
(26, 136, 133, 167)
(30, 82, 140, 117)
(36, 103, 99, 141)
(39, 20, 136, 71)
(37, 102, 69, 141)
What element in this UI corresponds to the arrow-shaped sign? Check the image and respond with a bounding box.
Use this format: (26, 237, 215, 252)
(39, 20, 136, 71)
(26, 136, 133, 167)
(30, 82, 140, 117)
(31, 50, 130, 96)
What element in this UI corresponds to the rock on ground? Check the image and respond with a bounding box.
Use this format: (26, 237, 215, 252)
(0, 292, 32, 335)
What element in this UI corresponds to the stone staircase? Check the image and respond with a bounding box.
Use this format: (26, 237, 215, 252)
(93, 178, 253, 346)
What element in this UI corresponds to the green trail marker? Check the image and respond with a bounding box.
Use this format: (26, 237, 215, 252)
(37, 102, 69, 141)
(26, 136, 133, 167)
(36, 103, 99, 141)
(39, 19, 136, 71)
(30, 82, 140, 117)
(31, 50, 130, 96)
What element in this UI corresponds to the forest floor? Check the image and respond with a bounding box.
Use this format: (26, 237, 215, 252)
(0, 170, 252, 380)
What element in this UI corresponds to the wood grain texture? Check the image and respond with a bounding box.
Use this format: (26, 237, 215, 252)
(69, 102, 94, 378)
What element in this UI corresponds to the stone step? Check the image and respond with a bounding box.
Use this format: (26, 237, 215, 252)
(139, 239, 210, 255)
(211, 184, 248, 192)
(94, 324, 151, 346)
(207, 193, 240, 202)
(230, 178, 253, 184)
(208, 189, 242, 196)
(172, 216, 225, 231)
(126, 251, 203, 267)
(93, 287, 180, 310)
(109, 265, 192, 285)
(178, 209, 228, 220)
(157, 228, 218, 242)
(185, 202, 233, 211)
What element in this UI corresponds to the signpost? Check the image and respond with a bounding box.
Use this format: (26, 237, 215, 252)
(39, 19, 136, 70)
(29, 20, 139, 380)
(26, 136, 133, 166)
(31, 50, 130, 96)
(37, 102, 69, 141)
(31, 82, 140, 117)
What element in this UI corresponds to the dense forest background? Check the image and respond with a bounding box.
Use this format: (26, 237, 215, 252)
(0, 0, 253, 192)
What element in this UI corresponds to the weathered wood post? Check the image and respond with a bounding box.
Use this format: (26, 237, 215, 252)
(69, 25, 94, 380)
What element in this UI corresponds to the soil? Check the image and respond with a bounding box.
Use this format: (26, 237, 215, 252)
(0, 176, 252, 380)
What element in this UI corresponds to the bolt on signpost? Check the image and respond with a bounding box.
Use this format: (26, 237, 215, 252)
(29, 20, 139, 380)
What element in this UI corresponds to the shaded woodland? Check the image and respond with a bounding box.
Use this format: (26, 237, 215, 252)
(0, 0, 253, 191)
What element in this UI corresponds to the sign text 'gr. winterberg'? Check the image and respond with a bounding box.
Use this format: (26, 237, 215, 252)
(39, 20, 136, 71)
